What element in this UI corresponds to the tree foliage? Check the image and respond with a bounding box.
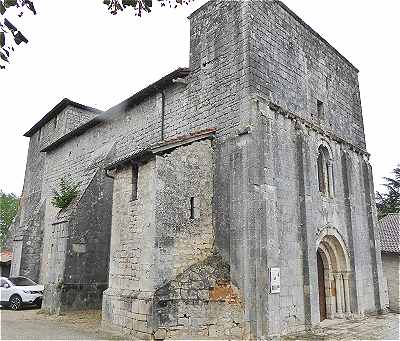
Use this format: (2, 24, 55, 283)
(51, 178, 80, 210)
(104, 0, 193, 16)
(0, 190, 19, 246)
(0, 0, 36, 69)
(376, 165, 400, 219)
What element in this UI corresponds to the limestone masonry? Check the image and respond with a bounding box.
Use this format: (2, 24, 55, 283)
(6, 0, 386, 339)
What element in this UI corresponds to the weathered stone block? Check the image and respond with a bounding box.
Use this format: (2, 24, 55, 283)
(154, 328, 167, 340)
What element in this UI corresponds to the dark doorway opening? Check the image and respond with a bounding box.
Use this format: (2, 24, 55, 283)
(317, 251, 327, 321)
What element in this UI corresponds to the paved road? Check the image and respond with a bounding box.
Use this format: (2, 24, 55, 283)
(284, 312, 400, 340)
(0, 308, 116, 340)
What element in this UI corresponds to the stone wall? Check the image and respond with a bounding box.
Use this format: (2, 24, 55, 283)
(59, 165, 113, 310)
(248, 0, 365, 149)
(37, 95, 161, 293)
(382, 254, 400, 313)
(41, 164, 113, 313)
(152, 252, 244, 340)
(101, 0, 385, 338)
(11, 104, 100, 283)
(40, 141, 114, 313)
(102, 140, 228, 339)
(19, 132, 45, 228)
(162, 0, 252, 142)
(153, 141, 214, 286)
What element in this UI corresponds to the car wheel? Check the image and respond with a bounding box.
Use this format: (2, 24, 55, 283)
(9, 295, 22, 311)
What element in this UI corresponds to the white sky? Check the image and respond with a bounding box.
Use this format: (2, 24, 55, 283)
(1, 0, 399, 195)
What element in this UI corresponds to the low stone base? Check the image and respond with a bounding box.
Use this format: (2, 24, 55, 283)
(42, 282, 107, 315)
(102, 287, 245, 340)
(42, 283, 62, 315)
(102, 288, 154, 339)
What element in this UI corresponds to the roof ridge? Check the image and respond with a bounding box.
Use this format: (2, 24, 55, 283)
(41, 68, 191, 153)
(24, 99, 103, 137)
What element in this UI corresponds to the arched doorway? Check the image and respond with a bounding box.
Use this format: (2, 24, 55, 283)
(316, 229, 351, 321)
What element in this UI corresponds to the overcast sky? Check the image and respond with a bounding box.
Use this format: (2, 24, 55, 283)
(1, 0, 399, 195)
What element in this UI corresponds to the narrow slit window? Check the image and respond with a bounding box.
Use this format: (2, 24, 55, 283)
(190, 196, 200, 219)
(38, 128, 42, 142)
(131, 164, 139, 201)
(190, 197, 195, 220)
(54, 115, 58, 129)
(317, 100, 324, 120)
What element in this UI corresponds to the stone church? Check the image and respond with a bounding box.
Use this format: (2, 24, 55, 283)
(6, 0, 386, 338)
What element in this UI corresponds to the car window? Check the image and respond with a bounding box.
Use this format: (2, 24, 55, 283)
(0, 279, 7, 287)
(8, 277, 37, 286)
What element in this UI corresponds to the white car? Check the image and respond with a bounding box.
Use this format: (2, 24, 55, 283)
(0, 276, 44, 310)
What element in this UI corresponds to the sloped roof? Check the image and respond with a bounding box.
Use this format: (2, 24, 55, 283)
(41, 68, 190, 153)
(378, 213, 400, 254)
(105, 67, 190, 116)
(24, 98, 103, 137)
(105, 128, 216, 170)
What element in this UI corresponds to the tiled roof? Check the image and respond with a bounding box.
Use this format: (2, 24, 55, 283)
(378, 213, 400, 254)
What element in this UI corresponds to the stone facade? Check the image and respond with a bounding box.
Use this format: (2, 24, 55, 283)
(381, 254, 400, 313)
(8, 101, 114, 313)
(8, 0, 386, 338)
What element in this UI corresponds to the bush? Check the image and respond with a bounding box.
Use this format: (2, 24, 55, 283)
(51, 178, 80, 209)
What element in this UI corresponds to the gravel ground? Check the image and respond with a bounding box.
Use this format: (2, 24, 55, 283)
(0, 307, 119, 340)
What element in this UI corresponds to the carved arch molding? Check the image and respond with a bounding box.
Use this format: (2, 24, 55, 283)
(316, 226, 352, 319)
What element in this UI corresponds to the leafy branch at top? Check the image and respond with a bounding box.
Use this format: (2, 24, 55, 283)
(0, 0, 36, 69)
(103, 0, 194, 16)
(51, 178, 80, 210)
(1, 0, 194, 69)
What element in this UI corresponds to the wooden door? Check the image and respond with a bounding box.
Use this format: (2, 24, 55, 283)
(317, 251, 327, 321)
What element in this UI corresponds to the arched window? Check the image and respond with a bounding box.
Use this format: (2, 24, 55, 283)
(317, 145, 334, 197)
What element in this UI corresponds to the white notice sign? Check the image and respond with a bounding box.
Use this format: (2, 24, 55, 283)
(270, 267, 280, 294)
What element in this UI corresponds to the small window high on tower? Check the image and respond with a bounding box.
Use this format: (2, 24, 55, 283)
(317, 100, 324, 120)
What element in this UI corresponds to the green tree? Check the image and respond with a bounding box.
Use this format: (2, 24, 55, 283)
(0, 190, 19, 246)
(376, 165, 400, 219)
(51, 178, 80, 210)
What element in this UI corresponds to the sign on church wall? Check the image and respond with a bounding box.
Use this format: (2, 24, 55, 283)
(270, 267, 280, 294)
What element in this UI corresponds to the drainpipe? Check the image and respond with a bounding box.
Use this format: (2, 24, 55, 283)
(160, 90, 165, 141)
